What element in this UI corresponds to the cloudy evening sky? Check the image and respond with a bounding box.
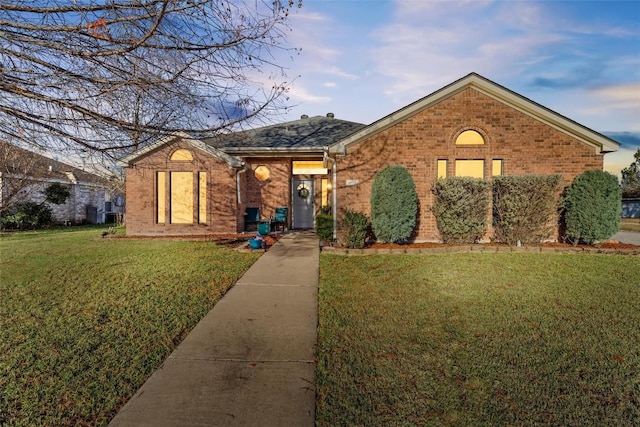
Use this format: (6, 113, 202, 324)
(274, 0, 640, 176)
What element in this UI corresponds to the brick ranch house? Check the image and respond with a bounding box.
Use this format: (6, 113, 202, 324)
(120, 73, 620, 240)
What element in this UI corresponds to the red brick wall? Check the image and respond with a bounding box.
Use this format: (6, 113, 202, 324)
(243, 158, 327, 227)
(336, 88, 604, 241)
(125, 140, 240, 235)
(244, 158, 291, 221)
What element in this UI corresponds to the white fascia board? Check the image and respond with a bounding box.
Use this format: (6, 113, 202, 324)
(471, 82, 620, 154)
(223, 147, 324, 157)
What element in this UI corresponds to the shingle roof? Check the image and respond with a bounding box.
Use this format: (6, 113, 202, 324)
(1, 141, 104, 184)
(206, 115, 366, 154)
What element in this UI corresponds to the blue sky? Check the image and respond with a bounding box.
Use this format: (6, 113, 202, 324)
(273, 0, 640, 176)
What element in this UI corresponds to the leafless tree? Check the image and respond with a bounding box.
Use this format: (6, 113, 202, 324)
(0, 140, 52, 212)
(0, 0, 301, 161)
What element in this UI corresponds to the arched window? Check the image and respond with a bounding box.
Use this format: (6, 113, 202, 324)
(455, 130, 485, 145)
(170, 149, 193, 161)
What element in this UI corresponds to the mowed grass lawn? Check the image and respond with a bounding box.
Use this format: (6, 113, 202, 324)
(317, 253, 640, 426)
(0, 228, 260, 426)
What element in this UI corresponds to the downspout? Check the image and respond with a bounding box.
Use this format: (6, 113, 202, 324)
(236, 162, 247, 204)
(323, 147, 338, 240)
(332, 158, 337, 240)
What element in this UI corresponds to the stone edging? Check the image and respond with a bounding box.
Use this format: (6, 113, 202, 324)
(321, 245, 640, 256)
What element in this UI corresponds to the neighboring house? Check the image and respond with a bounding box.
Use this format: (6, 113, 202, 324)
(119, 73, 620, 240)
(0, 142, 119, 224)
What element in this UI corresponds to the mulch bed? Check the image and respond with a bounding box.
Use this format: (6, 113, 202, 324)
(107, 232, 638, 253)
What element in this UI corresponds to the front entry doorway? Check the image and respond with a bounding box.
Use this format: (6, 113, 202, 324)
(292, 178, 314, 229)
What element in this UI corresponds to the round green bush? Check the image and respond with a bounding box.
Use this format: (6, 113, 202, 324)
(44, 183, 71, 205)
(370, 165, 418, 243)
(563, 170, 621, 244)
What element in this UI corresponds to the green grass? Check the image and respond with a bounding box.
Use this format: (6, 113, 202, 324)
(0, 227, 260, 426)
(317, 253, 640, 426)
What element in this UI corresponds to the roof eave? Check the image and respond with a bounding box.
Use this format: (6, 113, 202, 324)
(220, 146, 325, 157)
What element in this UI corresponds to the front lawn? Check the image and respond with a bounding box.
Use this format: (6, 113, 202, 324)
(0, 228, 260, 426)
(317, 253, 640, 426)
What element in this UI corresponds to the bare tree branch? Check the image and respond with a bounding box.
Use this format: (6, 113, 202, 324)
(0, 0, 301, 160)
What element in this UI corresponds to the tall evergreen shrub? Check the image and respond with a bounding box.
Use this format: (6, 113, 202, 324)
(492, 175, 561, 245)
(563, 170, 621, 244)
(370, 165, 418, 243)
(431, 177, 490, 244)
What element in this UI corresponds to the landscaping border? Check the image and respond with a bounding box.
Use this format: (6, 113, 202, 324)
(321, 244, 640, 256)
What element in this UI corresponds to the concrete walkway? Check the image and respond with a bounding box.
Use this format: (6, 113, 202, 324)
(109, 232, 319, 427)
(612, 230, 640, 246)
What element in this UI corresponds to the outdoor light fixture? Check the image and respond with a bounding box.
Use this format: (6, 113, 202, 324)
(254, 165, 270, 181)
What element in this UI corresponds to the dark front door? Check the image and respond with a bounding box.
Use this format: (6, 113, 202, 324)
(292, 178, 314, 229)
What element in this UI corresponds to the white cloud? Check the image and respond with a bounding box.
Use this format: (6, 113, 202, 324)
(592, 83, 640, 110)
(287, 82, 332, 104)
(574, 83, 640, 132)
(325, 66, 359, 80)
(277, 7, 364, 109)
(370, 1, 566, 104)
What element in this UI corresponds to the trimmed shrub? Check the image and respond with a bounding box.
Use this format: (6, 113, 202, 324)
(339, 209, 369, 249)
(492, 175, 562, 245)
(563, 170, 621, 244)
(370, 165, 418, 243)
(0, 202, 54, 230)
(431, 177, 490, 244)
(315, 214, 334, 242)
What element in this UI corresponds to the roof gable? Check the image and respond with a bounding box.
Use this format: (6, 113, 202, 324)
(118, 132, 243, 168)
(329, 73, 620, 155)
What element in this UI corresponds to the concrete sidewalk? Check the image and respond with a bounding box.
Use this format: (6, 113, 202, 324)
(109, 232, 319, 427)
(612, 230, 640, 246)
